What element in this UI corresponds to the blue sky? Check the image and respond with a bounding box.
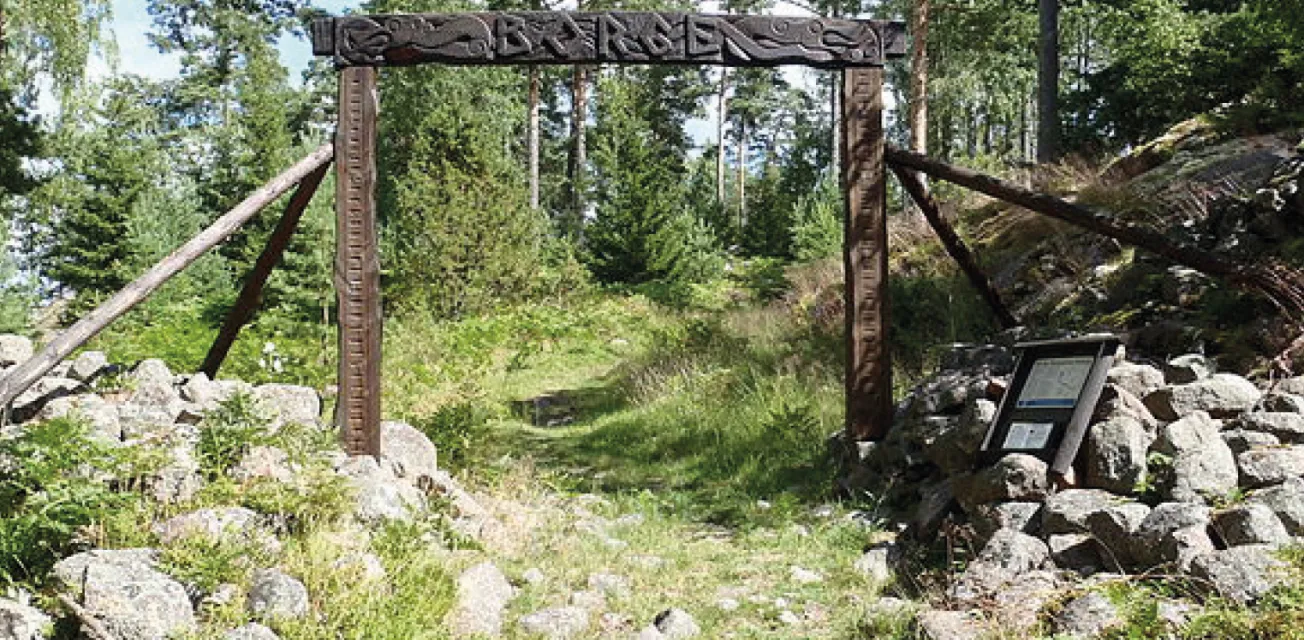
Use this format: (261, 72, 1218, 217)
(100, 0, 359, 84)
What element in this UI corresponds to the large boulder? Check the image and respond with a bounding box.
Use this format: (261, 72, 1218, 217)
(953, 454, 1049, 512)
(1042, 489, 1125, 536)
(1190, 545, 1291, 604)
(380, 421, 438, 484)
(53, 549, 195, 640)
(1085, 416, 1152, 494)
(1144, 374, 1261, 421)
(131, 359, 175, 386)
(1237, 446, 1304, 488)
(335, 456, 425, 523)
(446, 562, 515, 638)
(1152, 411, 1238, 503)
(1084, 501, 1152, 570)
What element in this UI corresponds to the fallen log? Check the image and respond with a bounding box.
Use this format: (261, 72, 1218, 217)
(885, 145, 1304, 321)
(891, 164, 1020, 329)
(0, 143, 334, 410)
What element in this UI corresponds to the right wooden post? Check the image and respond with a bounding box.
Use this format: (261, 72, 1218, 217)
(841, 67, 893, 442)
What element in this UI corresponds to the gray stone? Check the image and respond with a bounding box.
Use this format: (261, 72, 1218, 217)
(988, 570, 1061, 633)
(1164, 354, 1213, 384)
(447, 562, 515, 638)
(518, 606, 589, 639)
(1133, 503, 1214, 570)
(1086, 416, 1151, 494)
(1276, 375, 1304, 397)
(1084, 501, 1151, 570)
(148, 444, 203, 504)
(1049, 534, 1102, 573)
(1223, 429, 1280, 454)
(1093, 385, 1159, 431)
(0, 335, 33, 367)
(940, 343, 1015, 374)
(953, 454, 1049, 513)
(230, 446, 295, 483)
(336, 455, 426, 523)
(1109, 361, 1166, 400)
(853, 543, 899, 584)
(1237, 413, 1304, 442)
(224, 623, 280, 640)
(1042, 489, 1124, 535)
(909, 479, 954, 540)
(254, 384, 321, 428)
(970, 502, 1042, 542)
(653, 609, 700, 638)
(55, 549, 195, 640)
(179, 373, 223, 408)
(1248, 477, 1304, 534)
(0, 596, 52, 640)
(332, 552, 386, 581)
(37, 394, 121, 441)
(916, 610, 989, 640)
(380, 420, 438, 484)
(950, 529, 1051, 602)
(1190, 545, 1291, 604)
(152, 507, 262, 545)
(118, 401, 186, 440)
(1214, 503, 1291, 546)
(1237, 446, 1304, 488)
(68, 351, 109, 382)
(1144, 374, 1262, 421)
(246, 569, 309, 619)
(925, 399, 997, 475)
(1263, 392, 1304, 414)
(11, 377, 84, 421)
(587, 572, 630, 598)
(1055, 592, 1123, 639)
(131, 359, 174, 386)
(1153, 411, 1238, 502)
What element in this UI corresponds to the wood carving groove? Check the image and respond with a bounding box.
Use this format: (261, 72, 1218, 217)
(312, 13, 906, 69)
(336, 67, 382, 456)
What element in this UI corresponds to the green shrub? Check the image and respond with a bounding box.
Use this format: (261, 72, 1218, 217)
(197, 392, 274, 480)
(0, 418, 136, 587)
(411, 400, 493, 469)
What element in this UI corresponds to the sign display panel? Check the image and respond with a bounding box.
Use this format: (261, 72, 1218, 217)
(980, 335, 1120, 476)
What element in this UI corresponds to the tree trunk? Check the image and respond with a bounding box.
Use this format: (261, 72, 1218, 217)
(1037, 0, 1060, 162)
(716, 67, 729, 208)
(567, 64, 589, 233)
(830, 71, 841, 179)
(884, 145, 1304, 319)
(908, 0, 929, 155)
(0, 144, 335, 409)
(737, 119, 748, 230)
(528, 65, 541, 211)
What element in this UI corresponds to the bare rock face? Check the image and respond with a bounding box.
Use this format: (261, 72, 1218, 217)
(1144, 374, 1261, 421)
(53, 549, 196, 640)
(447, 562, 515, 638)
(1190, 545, 1291, 604)
(1152, 411, 1238, 503)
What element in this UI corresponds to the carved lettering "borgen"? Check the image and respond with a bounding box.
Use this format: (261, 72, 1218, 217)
(312, 12, 905, 69)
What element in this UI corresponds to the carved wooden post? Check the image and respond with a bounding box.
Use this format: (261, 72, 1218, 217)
(336, 66, 383, 456)
(841, 67, 893, 442)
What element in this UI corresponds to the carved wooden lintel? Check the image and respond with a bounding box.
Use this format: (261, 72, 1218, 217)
(312, 12, 905, 69)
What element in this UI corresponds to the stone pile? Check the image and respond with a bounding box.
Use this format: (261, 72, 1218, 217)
(840, 340, 1304, 637)
(0, 337, 496, 640)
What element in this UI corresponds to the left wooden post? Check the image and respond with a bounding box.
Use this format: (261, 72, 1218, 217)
(336, 66, 383, 456)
